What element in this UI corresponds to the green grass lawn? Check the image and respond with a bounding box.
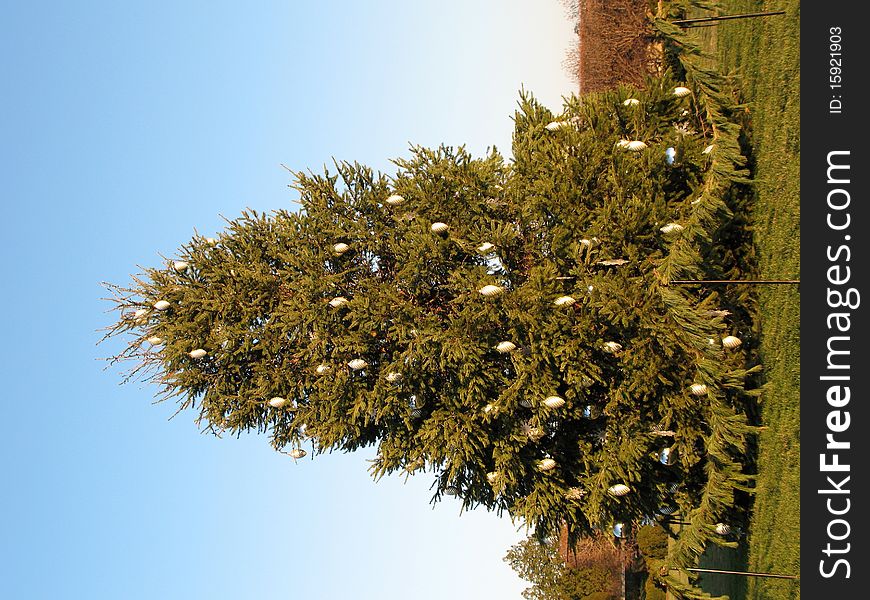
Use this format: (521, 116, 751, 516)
(684, 1, 801, 598)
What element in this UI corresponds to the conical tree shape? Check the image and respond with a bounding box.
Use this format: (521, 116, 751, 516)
(104, 68, 756, 599)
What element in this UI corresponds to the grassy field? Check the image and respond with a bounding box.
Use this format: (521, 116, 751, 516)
(684, 1, 801, 599)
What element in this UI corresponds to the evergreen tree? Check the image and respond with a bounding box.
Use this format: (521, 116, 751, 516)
(103, 65, 756, 598)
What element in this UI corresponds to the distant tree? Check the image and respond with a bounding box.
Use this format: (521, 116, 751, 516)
(504, 535, 619, 600)
(636, 525, 668, 560)
(104, 65, 755, 597)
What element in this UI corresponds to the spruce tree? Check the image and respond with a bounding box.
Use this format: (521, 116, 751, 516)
(104, 67, 756, 598)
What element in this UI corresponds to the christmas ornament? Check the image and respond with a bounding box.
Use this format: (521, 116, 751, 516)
(486, 471, 499, 483)
(553, 295, 576, 306)
(623, 98, 640, 106)
(483, 403, 496, 414)
(608, 483, 631, 496)
(153, 300, 170, 311)
(603, 341, 622, 353)
(477, 242, 495, 253)
(660, 223, 684, 234)
(689, 383, 708, 396)
(444, 485, 460, 496)
(385, 193, 405, 205)
(537, 458, 556, 471)
(495, 341, 516, 353)
(545, 121, 566, 131)
(715, 523, 731, 535)
(702, 144, 715, 155)
(665, 147, 676, 164)
(147, 336, 164, 345)
(333, 242, 350, 255)
(659, 505, 677, 515)
(612, 523, 625, 538)
(288, 448, 306, 459)
(173, 261, 189, 272)
(722, 335, 742, 349)
(543, 396, 565, 409)
(668, 482, 680, 493)
(189, 348, 207, 359)
(626, 140, 648, 151)
(596, 259, 628, 266)
(565, 487, 586, 500)
(385, 371, 402, 383)
(328, 296, 349, 308)
(133, 308, 148, 321)
(659, 447, 675, 465)
(268, 397, 288, 408)
(315, 364, 331, 374)
(348, 358, 368, 370)
(616, 140, 631, 149)
(518, 398, 534, 408)
(673, 86, 692, 97)
(409, 408, 423, 419)
(430, 222, 449, 234)
(478, 284, 504, 297)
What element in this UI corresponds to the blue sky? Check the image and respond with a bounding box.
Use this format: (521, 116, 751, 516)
(1, 2, 576, 597)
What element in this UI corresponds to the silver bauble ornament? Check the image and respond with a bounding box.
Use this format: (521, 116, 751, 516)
(689, 383, 708, 396)
(553, 295, 576, 307)
(673, 86, 692, 97)
(348, 358, 368, 370)
(153, 300, 170, 311)
(495, 341, 516, 353)
(268, 397, 287, 408)
(477, 242, 495, 253)
(147, 336, 164, 345)
(537, 458, 556, 471)
(332, 242, 350, 255)
(173, 261, 189, 272)
(315, 364, 331, 374)
(623, 98, 640, 106)
(328, 296, 349, 308)
(543, 396, 565, 409)
(430, 222, 449, 234)
(722, 335, 742, 349)
(385, 371, 402, 383)
(288, 448, 306, 459)
(189, 348, 207, 359)
(607, 483, 631, 496)
(660, 223, 684, 234)
(603, 341, 622, 354)
(715, 523, 732, 535)
(385, 194, 405, 205)
(659, 447, 675, 465)
(478, 284, 504, 297)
